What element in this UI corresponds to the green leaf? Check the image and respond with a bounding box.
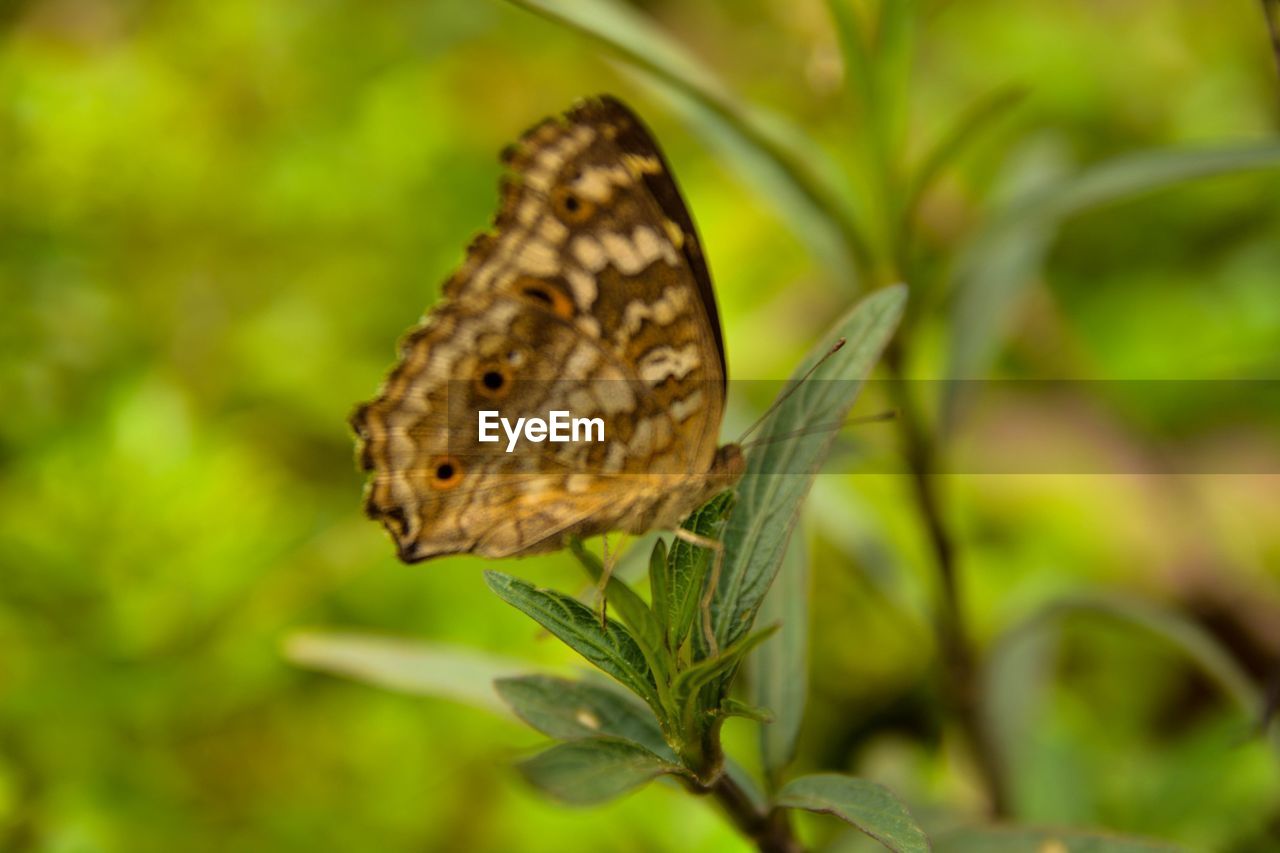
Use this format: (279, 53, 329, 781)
(988, 594, 1280, 757)
(673, 625, 778, 733)
(875, 0, 921, 158)
(505, 0, 723, 101)
(283, 631, 538, 715)
(903, 85, 1026, 234)
(943, 134, 1071, 429)
(747, 533, 809, 785)
(714, 285, 907, 650)
(485, 571, 659, 710)
(567, 537, 667, 673)
(517, 737, 686, 805)
(719, 698, 774, 723)
(933, 827, 1182, 853)
(825, 0, 875, 118)
(647, 537, 670, 640)
(777, 773, 930, 853)
(666, 491, 734, 652)
(1004, 143, 1280, 216)
(503, 0, 872, 278)
(825, 0, 921, 256)
(494, 674, 674, 759)
(872, 0, 917, 228)
(946, 141, 1280, 426)
(979, 605, 1058, 816)
(824, 0, 892, 258)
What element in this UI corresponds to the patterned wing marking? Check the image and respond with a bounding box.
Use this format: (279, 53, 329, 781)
(354, 288, 708, 561)
(352, 95, 737, 561)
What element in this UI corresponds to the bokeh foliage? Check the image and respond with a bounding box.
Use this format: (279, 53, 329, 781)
(3, 0, 1280, 850)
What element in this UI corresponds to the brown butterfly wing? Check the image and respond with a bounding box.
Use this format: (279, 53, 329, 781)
(352, 95, 735, 561)
(560, 96, 726, 388)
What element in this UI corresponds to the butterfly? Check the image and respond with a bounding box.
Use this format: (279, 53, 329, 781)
(350, 95, 743, 572)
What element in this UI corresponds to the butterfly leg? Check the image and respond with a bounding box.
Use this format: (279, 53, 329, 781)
(674, 528, 724, 657)
(597, 532, 615, 629)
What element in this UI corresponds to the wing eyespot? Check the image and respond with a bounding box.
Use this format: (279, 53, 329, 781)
(473, 363, 513, 400)
(429, 456, 464, 490)
(516, 277, 575, 319)
(552, 186, 594, 223)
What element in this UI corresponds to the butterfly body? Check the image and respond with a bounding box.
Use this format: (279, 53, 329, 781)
(352, 96, 740, 563)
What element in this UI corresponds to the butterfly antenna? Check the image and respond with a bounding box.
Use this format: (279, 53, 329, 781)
(736, 338, 847, 444)
(739, 410, 897, 451)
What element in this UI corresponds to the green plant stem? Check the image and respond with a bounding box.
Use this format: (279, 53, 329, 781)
(682, 716, 803, 852)
(885, 341, 1009, 816)
(699, 773, 804, 853)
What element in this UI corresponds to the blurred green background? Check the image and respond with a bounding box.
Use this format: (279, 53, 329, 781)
(3, 0, 1280, 850)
